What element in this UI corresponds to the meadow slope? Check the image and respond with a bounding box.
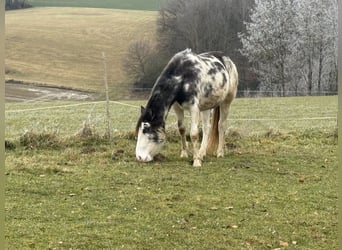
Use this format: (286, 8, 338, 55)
(28, 0, 162, 10)
(5, 7, 157, 93)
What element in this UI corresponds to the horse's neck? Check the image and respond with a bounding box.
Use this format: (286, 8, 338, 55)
(147, 84, 177, 122)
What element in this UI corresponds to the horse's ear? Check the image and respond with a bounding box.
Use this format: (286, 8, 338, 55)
(140, 106, 145, 114)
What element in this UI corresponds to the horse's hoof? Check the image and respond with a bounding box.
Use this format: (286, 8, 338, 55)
(217, 150, 224, 158)
(193, 159, 202, 167)
(180, 150, 188, 158)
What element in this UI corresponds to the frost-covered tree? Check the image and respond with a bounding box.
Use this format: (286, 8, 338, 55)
(240, 0, 338, 96)
(294, 0, 338, 95)
(239, 0, 297, 96)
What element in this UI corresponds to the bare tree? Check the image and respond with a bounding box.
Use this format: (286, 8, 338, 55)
(123, 39, 166, 90)
(123, 39, 154, 86)
(157, 0, 255, 91)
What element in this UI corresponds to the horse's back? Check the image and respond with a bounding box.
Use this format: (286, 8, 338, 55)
(196, 52, 238, 110)
(156, 49, 238, 111)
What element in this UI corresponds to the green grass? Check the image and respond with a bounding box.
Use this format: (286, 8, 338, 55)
(5, 96, 338, 139)
(5, 129, 338, 249)
(28, 0, 163, 11)
(5, 96, 338, 249)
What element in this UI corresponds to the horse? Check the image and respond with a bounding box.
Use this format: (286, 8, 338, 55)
(135, 48, 238, 167)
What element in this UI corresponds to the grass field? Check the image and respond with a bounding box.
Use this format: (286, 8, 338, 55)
(5, 7, 157, 93)
(5, 96, 338, 249)
(28, 0, 163, 11)
(5, 96, 338, 139)
(5, 3, 338, 249)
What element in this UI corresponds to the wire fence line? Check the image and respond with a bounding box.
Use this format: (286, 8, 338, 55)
(5, 101, 104, 113)
(5, 94, 338, 140)
(107, 87, 338, 100)
(5, 99, 337, 121)
(129, 88, 338, 97)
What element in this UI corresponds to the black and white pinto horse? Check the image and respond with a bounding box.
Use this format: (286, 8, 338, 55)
(135, 48, 238, 167)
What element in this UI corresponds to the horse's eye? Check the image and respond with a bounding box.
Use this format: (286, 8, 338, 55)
(142, 122, 151, 133)
(143, 122, 150, 128)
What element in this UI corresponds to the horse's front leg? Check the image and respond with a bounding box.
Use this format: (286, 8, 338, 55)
(190, 106, 201, 167)
(198, 110, 211, 160)
(173, 103, 188, 158)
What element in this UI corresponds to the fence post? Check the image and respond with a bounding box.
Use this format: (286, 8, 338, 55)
(102, 52, 111, 139)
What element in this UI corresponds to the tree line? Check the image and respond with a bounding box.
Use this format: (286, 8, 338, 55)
(6, 0, 31, 10)
(124, 0, 338, 97)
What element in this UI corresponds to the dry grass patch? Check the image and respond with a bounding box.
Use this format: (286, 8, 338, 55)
(5, 7, 157, 93)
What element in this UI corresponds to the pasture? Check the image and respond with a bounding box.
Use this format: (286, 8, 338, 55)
(5, 96, 338, 249)
(5, 7, 157, 94)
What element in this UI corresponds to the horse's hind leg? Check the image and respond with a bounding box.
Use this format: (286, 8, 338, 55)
(173, 103, 188, 158)
(217, 96, 234, 157)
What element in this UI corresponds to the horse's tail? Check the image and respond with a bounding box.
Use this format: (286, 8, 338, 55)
(206, 55, 238, 156)
(207, 106, 220, 155)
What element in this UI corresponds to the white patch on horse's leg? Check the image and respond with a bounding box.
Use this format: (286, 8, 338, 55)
(190, 106, 201, 166)
(198, 110, 211, 159)
(173, 103, 188, 158)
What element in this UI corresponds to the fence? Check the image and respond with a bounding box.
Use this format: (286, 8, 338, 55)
(5, 91, 338, 140)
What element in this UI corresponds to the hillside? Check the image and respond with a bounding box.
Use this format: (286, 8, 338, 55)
(5, 7, 157, 94)
(28, 0, 162, 11)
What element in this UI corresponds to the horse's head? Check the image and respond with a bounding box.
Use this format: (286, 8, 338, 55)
(135, 106, 166, 162)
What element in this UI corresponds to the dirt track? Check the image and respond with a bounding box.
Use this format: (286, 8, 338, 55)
(5, 81, 97, 102)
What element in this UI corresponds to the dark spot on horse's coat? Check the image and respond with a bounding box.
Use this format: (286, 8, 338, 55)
(163, 59, 200, 84)
(182, 60, 194, 68)
(163, 60, 178, 78)
(203, 51, 226, 66)
(183, 69, 198, 83)
(201, 57, 212, 66)
(176, 84, 197, 105)
(221, 73, 227, 87)
(214, 62, 224, 71)
(204, 84, 213, 97)
(208, 68, 217, 75)
(151, 132, 161, 143)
